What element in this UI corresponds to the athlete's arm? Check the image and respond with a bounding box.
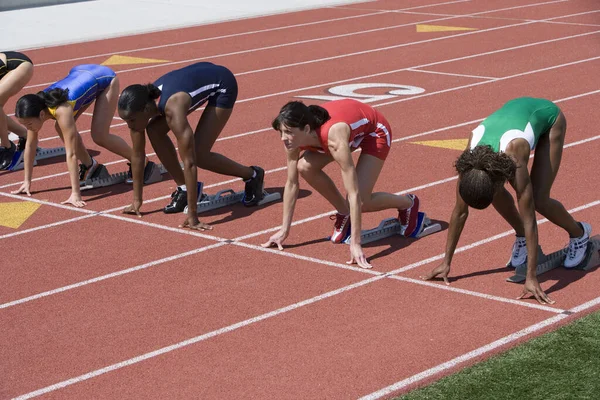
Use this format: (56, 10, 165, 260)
(422, 136, 474, 283)
(328, 123, 371, 269)
(282, 147, 301, 232)
(12, 129, 38, 196)
(261, 146, 300, 250)
(55, 106, 86, 206)
(126, 127, 146, 216)
(164, 94, 199, 217)
(507, 141, 553, 304)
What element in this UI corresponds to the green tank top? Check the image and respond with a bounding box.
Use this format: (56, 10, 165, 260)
(469, 97, 560, 152)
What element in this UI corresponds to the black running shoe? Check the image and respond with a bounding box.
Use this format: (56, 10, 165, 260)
(79, 158, 98, 184)
(164, 182, 204, 214)
(164, 187, 188, 214)
(0, 140, 18, 170)
(242, 166, 265, 207)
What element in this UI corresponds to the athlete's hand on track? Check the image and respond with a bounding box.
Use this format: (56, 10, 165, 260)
(61, 193, 86, 208)
(261, 229, 288, 251)
(518, 277, 555, 305)
(12, 181, 32, 197)
(347, 243, 372, 269)
(123, 199, 143, 217)
(180, 216, 212, 231)
(421, 262, 451, 285)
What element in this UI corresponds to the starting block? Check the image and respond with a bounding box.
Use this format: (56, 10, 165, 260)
(80, 162, 167, 191)
(507, 235, 600, 283)
(342, 212, 442, 245)
(8, 146, 66, 171)
(183, 188, 281, 214)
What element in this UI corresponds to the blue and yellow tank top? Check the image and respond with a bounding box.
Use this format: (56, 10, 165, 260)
(44, 64, 115, 118)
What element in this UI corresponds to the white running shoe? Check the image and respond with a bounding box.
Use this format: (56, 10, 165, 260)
(509, 236, 527, 267)
(564, 222, 593, 268)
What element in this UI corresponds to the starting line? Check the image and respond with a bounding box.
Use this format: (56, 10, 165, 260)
(507, 235, 600, 283)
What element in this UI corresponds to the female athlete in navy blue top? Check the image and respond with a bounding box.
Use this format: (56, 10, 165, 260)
(0, 51, 34, 170)
(118, 62, 265, 230)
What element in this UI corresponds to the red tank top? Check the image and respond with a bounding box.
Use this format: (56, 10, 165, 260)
(301, 99, 389, 154)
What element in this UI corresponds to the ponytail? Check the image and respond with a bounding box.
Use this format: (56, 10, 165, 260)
(38, 88, 69, 108)
(272, 101, 330, 131)
(15, 88, 68, 119)
(118, 83, 161, 114)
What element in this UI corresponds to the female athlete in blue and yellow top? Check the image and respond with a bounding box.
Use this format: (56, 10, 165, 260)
(423, 97, 592, 305)
(13, 64, 138, 207)
(0, 51, 34, 170)
(117, 62, 265, 231)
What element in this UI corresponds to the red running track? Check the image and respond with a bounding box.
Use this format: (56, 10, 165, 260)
(2, 0, 600, 399)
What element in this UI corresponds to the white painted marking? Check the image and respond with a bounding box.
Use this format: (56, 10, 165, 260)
(11, 198, 600, 399)
(233, 241, 382, 275)
(30, 1, 478, 68)
(0, 243, 226, 310)
(11, 275, 385, 400)
(388, 275, 565, 313)
(28, 27, 600, 147)
(297, 83, 425, 103)
(407, 68, 498, 80)
(359, 295, 600, 400)
(375, 54, 600, 108)
(0, 214, 96, 240)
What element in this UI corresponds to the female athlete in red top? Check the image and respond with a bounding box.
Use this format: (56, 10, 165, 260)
(262, 99, 421, 269)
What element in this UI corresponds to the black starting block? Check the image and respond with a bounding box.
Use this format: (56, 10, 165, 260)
(183, 188, 281, 214)
(507, 235, 600, 283)
(341, 212, 442, 245)
(80, 162, 166, 191)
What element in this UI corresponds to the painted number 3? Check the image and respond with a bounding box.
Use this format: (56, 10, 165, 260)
(295, 83, 425, 103)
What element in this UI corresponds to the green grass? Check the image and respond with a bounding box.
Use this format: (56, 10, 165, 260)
(396, 310, 600, 400)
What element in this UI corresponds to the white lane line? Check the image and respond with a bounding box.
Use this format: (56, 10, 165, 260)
(236, 242, 566, 314)
(10, 275, 385, 400)
(29, 0, 476, 68)
(0, 214, 96, 240)
(388, 275, 564, 313)
(24, 1, 570, 88)
(0, 242, 227, 310)
(407, 68, 498, 80)
(12, 198, 599, 399)
(358, 295, 600, 400)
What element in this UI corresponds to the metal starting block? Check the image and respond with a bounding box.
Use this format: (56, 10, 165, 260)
(183, 188, 281, 214)
(342, 212, 442, 245)
(507, 235, 600, 283)
(9, 146, 66, 171)
(80, 162, 167, 191)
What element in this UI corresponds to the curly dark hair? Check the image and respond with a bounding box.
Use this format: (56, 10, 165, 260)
(455, 145, 517, 209)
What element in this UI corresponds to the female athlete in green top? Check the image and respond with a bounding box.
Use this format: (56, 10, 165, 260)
(423, 97, 592, 305)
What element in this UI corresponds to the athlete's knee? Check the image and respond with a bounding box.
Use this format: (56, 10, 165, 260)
(533, 192, 552, 214)
(90, 129, 110, 147)
(195, 151, 216, 169)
